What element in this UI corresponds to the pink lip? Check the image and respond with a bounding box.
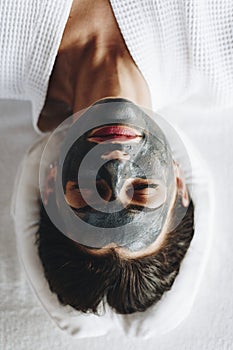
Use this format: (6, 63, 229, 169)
(88, 125, 142, 142)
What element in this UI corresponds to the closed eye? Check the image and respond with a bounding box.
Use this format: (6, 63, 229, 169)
(65, 180, 112, 209)
(125, 179, 166, 208)
(133, 183, 158, 191)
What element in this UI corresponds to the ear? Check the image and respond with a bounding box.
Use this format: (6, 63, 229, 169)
(174, 161, 189, 208)
(43, 163, 57, 206)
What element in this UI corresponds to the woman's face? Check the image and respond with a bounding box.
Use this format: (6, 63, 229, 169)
(58, 99, 177, 252)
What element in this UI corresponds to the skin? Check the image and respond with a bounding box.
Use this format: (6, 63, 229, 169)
(38, 0, 151, 132)
(44, 156, 189, 259)
(41, 0, 189, 258)
(66, 162, 189, 259)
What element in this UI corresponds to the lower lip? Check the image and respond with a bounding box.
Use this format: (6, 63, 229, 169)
(88, 125, 141, 142)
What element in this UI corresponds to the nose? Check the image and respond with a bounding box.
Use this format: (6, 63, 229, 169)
(97, 160, 126, 202)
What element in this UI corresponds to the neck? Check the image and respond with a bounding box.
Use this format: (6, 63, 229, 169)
(70, 45, 152, 111)
(38, 0, 151, 131)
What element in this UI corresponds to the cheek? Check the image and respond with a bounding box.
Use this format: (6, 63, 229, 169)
(135, 147, 158, 173)
(65, 190, 87, 208)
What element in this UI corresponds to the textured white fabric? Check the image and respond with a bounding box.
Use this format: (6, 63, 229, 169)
(11, 119, 214, 338)
(0, 0, 73, 133)
(1, 100, 233, 349)
(1, 0, 233, 344)
(0, 0, 233, 133)
(110, 0, 233, 109)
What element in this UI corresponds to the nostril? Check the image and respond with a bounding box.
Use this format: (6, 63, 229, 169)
(101, 150, 130, 161)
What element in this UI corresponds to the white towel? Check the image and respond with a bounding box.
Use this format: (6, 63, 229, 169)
(11, 114, 214, 339)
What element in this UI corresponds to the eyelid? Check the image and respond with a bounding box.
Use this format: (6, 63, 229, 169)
(123, 178, 166, 209)
(72, 184, 80, 190)
(66, 179, 112, 208)
(126, 179, 160, 191)
(133, 183, 158, 191)
(70, 179, 105, 191)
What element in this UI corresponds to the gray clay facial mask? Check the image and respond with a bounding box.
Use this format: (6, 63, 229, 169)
(56, 99, 176, 251)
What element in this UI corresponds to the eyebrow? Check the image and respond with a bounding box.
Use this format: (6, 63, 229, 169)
(125, 204, 163, 212)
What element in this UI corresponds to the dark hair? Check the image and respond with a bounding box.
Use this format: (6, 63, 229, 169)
(36, 195, 194, 315)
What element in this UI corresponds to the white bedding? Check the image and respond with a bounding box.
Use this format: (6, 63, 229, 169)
(1, 99, 233, 349)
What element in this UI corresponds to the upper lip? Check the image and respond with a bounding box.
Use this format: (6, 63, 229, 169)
(87, 124, 143, 143)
